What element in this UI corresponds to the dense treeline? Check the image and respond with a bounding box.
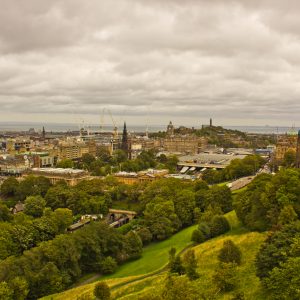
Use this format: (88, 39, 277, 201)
(120, 178, 232, 243)
(0, 208, 72, 260)
(234, 169, 300, 231)
(255, 222, 300, 299)
(231, 168, 300, 298)
(0, 222, 142, 299)
(0, 173, 235, 299)
(202, 154, 265, 184)
(58, 150, 179, 175)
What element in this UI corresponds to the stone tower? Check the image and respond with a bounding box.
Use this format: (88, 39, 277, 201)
(167, 121, 175, 136)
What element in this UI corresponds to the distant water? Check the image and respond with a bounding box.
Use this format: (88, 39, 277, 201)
(0, 122, 298, 134)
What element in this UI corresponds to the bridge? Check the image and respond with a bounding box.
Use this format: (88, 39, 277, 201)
(108, 209, 137, 228)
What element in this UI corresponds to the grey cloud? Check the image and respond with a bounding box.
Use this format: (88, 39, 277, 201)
(0, 0, 300, 126)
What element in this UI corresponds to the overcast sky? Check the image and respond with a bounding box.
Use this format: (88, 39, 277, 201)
(1, 0, 300, 128)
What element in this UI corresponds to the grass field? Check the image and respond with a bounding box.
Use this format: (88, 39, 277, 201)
(41, 211, 267, 300)
(41, 223, 198, 300)
(114, 212, 267, 300)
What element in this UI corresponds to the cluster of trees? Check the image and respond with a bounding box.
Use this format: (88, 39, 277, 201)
(57, 150, 179, 176)
(202, 155, 265, 184)
(255, 221, 300, 299)
(0, 222, 142, 299)
(234, 169, 300, 231)
(128, 178, 233, 243)
(191, 215, 230, 244)
(1, 176, 51, 204)
(0, 207, 72, 260)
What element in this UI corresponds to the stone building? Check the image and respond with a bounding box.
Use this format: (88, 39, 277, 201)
(275, 134, 298, 161)
(24, 168, 90, 186)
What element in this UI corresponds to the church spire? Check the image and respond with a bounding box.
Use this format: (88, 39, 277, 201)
(121, 122, 128, 153)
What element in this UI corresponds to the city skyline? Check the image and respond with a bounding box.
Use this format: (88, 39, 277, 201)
(1, 0, 300, 126)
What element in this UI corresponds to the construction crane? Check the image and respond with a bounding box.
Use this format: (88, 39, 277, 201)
(108, 109, 118, 138)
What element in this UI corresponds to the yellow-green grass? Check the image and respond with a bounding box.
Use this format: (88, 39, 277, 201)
(42, 212, 267, 300)
(41, 223, 198, 300)
(114, 212, 267, 300)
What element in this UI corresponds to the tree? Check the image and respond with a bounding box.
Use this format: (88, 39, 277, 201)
(0, 202, 12, 222)
(173, 190, 196, 226)
(99, 257, 117, 274)
(191, 229, 205, 243)
(264, 257, 300, 299)
(0, 177, 19, 197)
(136, 227, 153, 245)
(213, 262, 237, 292)
(8, 277, 29, 300)
(278, 205, 297, 225)
(209, 215, 230, 238)
(168, 248, 185, 275)
(17, 176, 51, 200)
(24, 196, 46, 218)
(218, 240, 242, 265)
(183, 249, 199, 280)
(94, 282, 110, 300)
(56, 159, 74, 168)
(0, 282, 13, 300)
(123, 231, 143, 260)
(162, 275, 199, 300)
(283, 150, 296, 167)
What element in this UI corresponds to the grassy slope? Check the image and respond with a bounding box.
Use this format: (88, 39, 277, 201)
(111, 211, 267, 300)
(42, 211, 267, 300)
(41, 224, 198, 300)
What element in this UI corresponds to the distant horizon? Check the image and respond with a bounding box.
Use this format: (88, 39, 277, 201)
(0, 121, 298, 135)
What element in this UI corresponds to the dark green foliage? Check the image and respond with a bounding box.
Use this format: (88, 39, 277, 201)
(99, 257, 117, 274)
(183, 249, 199, 280)
(256, 221, 300, 280)
(0, 222, 140, 299)
(0, 202, 12, 222)
(123, 231, 143, 260)
(56, 159, 74, 168)
(234, 169, 300, 231)
(202, 155, 265, 184)
(136, 227, 153, 245)
(168, 248, 185, 275)
(8, 277, 29, 300)
(263, 257, 300, 299)
(218, 240, 242, 265)
(198, 222, 211, 239)
(191, 229, 205, 243)
(283, 150, 296, 167)
(24, 195, 46, 218)
(256, 221, 300, 299)
(213, 262, 237, 292)
(94, 282, 110, 300)
(0, 177, 19, 197)
(17, 176, 51, 200)
(209, 215, 230, 238)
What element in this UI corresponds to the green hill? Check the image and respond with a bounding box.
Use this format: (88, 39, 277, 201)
(41, 211, 267, 300)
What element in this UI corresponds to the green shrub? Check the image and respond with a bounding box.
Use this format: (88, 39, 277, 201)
(209, 215, 230, 238)
(218, 240, 242, 265)
(94, 282, 110, 300)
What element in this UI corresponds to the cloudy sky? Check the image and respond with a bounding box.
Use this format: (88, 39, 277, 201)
(1, 0, 300, 128)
